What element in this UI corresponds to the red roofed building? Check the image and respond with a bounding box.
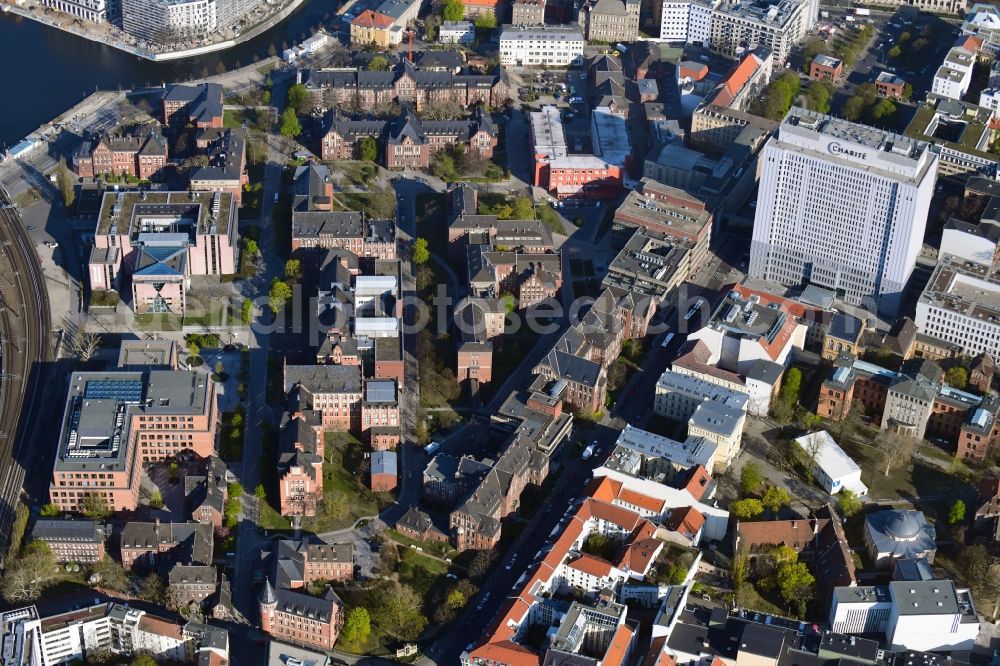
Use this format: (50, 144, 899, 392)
(707, 49, 772, 112)
(350, 10, 397, 48)
(663, 506, 705, 546)
(463, 0, 500, 17)
(679, 61, 709, 81)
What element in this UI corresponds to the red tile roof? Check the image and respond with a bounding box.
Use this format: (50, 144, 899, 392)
(618, 487, 666, 513)
(665, 506, 705, 539)
(470, 639, 541, 666)
(618, 537, 662, 575)
(568, 553, 614, 577)
(352, 10, 393, 28)
(713, 53, 761, 107)
(602, 624, 635, 666)
(683, 465, 713, 501)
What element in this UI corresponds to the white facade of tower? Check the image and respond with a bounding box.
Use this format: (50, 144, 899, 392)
(749, 108, 937, 316)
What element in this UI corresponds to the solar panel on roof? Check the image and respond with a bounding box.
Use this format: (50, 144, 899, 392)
(84, 380, 143, 402)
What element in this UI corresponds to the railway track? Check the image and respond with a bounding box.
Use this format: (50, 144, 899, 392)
(0, 186, 51, 562)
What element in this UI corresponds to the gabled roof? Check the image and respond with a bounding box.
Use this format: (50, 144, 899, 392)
(352, 9, 394, 27)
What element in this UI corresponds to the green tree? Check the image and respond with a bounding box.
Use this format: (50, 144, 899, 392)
(228, 482, 244, 499)
(500, 292, 517, 313)
(870, 98, 897, 123)
(761, 486, 791, 516)
(424, 14, 440, 41)
(56, 157, 75, 208)
(474, 13, 497, 29)
(842, 95, 867, 122)
(138, 573, 166, 604)
(6, 502, 28, 564)
(2, 541, 57, 603)
(372, 583, 428, 640)
(837, 489, 864, 517)
(446, 589, 467, 609)
(945, 366, 968, 389)
(731, 498, 764, 520)
(254, 484, 267, 500)
(285, 83, 310, 114)
(39, 503, 61, 518)
(131, 656, 158, 666)
(340, 607, 372, 646)
(776, 560, 815, 616)
(902, 83, 914, 100)
(284, 258, 302, 282)
(148, 489, 163, 509)
(359, 136, 378, 163)
(511, 196, 535, 220)
(740, 461, 764, 496)
(948, 499, 966, 525)
(241, 298, 253, 324)
(81, 493, 111, 519)
(367, 55, 390, 71)
(888, 45, 902, 58)
(442, 0, 464, 21)
(90, 557, 129, 593)
(245, 239, 259, 256)
(280, 108, 301, 138)
(779, 367, 802, 406)
(805, 82, 831, 113)
(413, 237, 430, 264)
(268, 278, 293, 313)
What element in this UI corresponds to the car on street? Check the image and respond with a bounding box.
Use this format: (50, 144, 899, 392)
(25, 225, 35, 231)
(44, 241, 58, 248)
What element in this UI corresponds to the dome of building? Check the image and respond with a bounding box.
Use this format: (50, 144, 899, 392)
(884, 511, 921, 540)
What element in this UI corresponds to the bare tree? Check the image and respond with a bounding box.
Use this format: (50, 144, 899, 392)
(71, 331, 102, 363)
(878, 429, 918, 476)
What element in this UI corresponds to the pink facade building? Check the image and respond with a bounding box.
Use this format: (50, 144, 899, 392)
(88, 191, 238, 314)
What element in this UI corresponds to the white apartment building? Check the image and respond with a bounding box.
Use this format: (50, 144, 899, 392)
(659, 0, 716, 42)
(41, 0, 106, 22)
(915, 257, 1000, 358)
(660, 0, 693, 41)
(0, 603, 227, 666)
(440, 20, 476, 44)
(830, 581, 980, 653)
(709, 0, 815, 68)
(932, 46, 976, 100)
(748, 107, 938, 316)
(499, 25, 585, 67)
(122, 0, 218, 43)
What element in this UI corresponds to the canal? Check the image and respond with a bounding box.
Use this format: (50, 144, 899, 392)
(0, 0, 340, 146)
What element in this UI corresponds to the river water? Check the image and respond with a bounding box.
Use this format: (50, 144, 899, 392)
(0, 0, 339, 146)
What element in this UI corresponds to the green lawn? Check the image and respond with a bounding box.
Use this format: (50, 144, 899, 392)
(397, 547, 450, 598)
(299, 432, 380, 533)
(386, 529, 458, 560)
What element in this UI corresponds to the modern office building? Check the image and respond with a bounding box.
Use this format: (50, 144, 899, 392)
(49, 371, 219, 513)
(88, 191, 239, 314)
(122, 0, 218, 43)
(830, 581, 979, 652)
(499, 25, 585, 67)
(749, 108, 938, 316)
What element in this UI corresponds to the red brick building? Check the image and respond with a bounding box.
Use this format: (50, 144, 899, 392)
(73, 131, 168, 180)
(809, 54, 843, 81)
(120, 520, 213, 570)
(162, 83, 224, 129)
(320, 110, 497, 168)
(875, 72, 907, 100)
(259, 579, 344, 651)
(277, 411, 325, 518)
